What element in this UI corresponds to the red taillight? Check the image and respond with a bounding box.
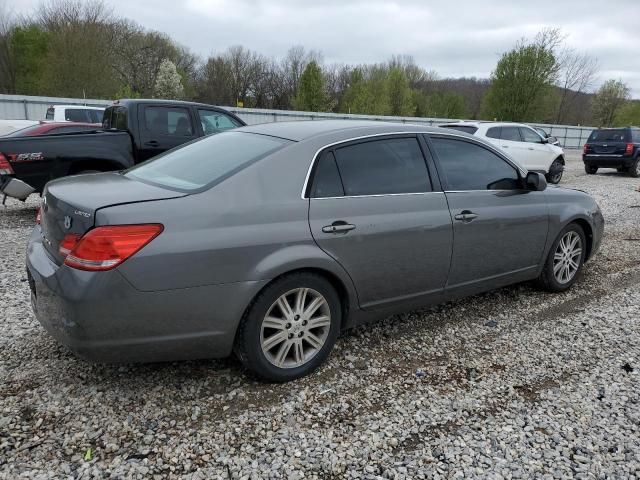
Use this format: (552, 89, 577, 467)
(59, 233, 81, 257)
(0, 153, 13, 174)
(35, 207, 42, 225)
(583, 144, 590, 154)
(625, 143, 634, 155)
(64, 224, 163, 271)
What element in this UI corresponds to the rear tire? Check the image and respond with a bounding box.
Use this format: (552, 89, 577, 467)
(584, 164, 598, 175)
(234, 272, 341, 382)
(536, 223, 586, 293)
(629, 159, 640, 178)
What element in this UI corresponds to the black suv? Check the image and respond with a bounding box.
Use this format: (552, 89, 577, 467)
(583, 127, 640, 177)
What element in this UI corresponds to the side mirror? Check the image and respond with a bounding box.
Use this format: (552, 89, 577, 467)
(526, 171, 547, 191)
(540, 137, 549, 144)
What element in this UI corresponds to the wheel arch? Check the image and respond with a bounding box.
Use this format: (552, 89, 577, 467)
(570, 218, 594, 261)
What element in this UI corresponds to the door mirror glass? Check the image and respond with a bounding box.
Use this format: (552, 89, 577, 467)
(526, 171, 547, 191)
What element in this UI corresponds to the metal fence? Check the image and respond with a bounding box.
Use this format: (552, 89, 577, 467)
(0, 94, 594, 148)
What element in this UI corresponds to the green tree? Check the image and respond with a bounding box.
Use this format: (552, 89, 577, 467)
(615, 100, 640, 127)
(9, 25, 49, 95)
(483, 29, 561, 121)
(387, 67, 413, 116)
(340, 67, 390, 115)
(592, 79, 630, 127)
(292, 60, 328, 111)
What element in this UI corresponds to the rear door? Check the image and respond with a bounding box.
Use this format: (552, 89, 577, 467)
(308, 135, 452, 309)
(137, 105, 198, 161)
(428, 135, 548, 288)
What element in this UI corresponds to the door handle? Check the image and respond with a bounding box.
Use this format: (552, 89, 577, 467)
(528, 147, 534, 150)
(454, 210, 478, 222)
(145, 140, 159, 147)
(501, 145, 509, 148)
(322, 221, 356, 233)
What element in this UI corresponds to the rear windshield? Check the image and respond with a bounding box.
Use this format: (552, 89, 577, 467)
(588, 129, 630, 142)
(440, 125, 478, 135)
(126, 131, 290, 192)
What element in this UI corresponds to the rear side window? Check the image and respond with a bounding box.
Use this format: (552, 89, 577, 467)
(126, 131, 290, 192)
(332, 137, 431, 196)
(588, 129, 630, 142)
(486, 127, 501, 139)
(633, 130, 640, 143)
(103, 106, 127, 130)
(144, 106, 194, 137)
(311, 152, 344, 198)
(501, 127, 522, 141)
(65, 109, 89, 122)
(431, 137, 520, 191)
(440, 125, 478, 135)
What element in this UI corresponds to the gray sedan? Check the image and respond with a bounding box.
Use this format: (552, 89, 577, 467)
(26, 121, 604, 381)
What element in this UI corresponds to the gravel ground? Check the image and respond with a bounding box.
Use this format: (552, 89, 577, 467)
(1, 151, 639, 479)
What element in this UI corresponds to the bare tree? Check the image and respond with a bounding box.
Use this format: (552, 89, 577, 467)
(555, 49, 598, 123)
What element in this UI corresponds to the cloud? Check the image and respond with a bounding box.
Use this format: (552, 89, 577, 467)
(10, 0, 640, 97)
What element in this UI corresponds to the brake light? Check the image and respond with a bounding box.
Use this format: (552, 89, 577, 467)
(625, 143, 634, 155)
(59, 233, 81, 257)
(35, 207, 41, 225)
(64, 224, 163, 271)
(0, 153, 13, 174)
(583, 144, 590, 154)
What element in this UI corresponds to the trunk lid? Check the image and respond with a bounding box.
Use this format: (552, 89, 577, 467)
(40, 172, 185, 264)
(587, 129, 631, 154)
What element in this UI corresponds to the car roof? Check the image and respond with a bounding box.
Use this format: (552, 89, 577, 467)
(239, 119, 451, 142)
(52, 105, 104, 110)
(112, 99, 232, 110)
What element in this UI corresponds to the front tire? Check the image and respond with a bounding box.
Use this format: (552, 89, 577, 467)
(537, 223, 586, 292)
(584, 164, 598, 175)
(234, 272, 341, 382)
(546, 158, 564, 184)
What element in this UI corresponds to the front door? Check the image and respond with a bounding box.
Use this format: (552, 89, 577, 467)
(428, 135, 549, 287)
(519, 126, 555, 171)
(307, 136, 453, 309)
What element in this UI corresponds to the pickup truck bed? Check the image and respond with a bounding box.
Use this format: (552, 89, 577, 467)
(0, 99, 245, 201)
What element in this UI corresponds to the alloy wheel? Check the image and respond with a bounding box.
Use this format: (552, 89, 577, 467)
(260, 288, 331, 369)
(553, 231, 583, 284)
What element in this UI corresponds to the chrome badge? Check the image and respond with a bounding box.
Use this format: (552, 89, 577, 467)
(63, 216, 72, 230)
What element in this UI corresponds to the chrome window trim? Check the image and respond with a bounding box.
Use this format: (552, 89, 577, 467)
(301, 131, 527, 199)
(312, 191, 445, 200)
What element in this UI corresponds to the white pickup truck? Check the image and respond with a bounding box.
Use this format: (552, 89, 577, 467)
(45, 105, 105, 123)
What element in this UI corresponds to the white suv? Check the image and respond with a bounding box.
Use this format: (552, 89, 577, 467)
(439, 122, 565, 184)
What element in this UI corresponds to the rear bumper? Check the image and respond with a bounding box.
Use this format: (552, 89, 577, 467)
(0, 175, 35, 200)
(26, 227, 268, 363)
(583, 154, 636, 168)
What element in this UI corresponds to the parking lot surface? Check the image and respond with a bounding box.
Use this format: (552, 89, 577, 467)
(1, 151, 639, 479)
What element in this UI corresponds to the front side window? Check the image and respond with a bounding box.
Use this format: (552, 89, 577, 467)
(501, 127, 522, 142)
(87, 110, 103, 123)
(144, 106, 193, 137)
(520, 127, 543, 143)
(198, 109, 242, 135)
(431, 137, 521, 191)
(332, 137, 431, 196)
(45, 108, 54, 120)
(126, 131, 290, 192)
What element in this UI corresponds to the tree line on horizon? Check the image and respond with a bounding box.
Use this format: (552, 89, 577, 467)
(1, 0, 639, 127)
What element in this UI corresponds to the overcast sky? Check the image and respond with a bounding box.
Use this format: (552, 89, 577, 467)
(10, 0, 640, 97)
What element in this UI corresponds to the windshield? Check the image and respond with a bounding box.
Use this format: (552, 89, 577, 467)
(126, 131, 291, 192)
(588, 129, 630, 142)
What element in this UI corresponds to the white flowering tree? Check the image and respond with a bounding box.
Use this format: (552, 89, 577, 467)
(154, 59, 184, 99)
